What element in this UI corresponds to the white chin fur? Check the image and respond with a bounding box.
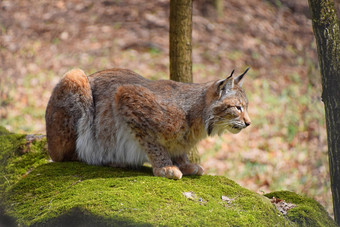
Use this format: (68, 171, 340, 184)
(227, 127, 242, 134)
(210, 126, 242, 136)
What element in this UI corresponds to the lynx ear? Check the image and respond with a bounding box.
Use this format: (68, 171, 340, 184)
(217, 69, 235, 97)
(234, 67, 250, 87)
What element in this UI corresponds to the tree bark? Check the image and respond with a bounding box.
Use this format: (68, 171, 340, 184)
(215, 0, 224, 18)
(169, 0, 199, 163)
(308, 0, 340, 224)
(169, 0, 193, 83)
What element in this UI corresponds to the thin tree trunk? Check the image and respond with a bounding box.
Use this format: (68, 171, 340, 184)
(308, 0, 340, 224)
(169, 0, 198, 163)
(215, 0, 224, 18)
(169, 0, 193, 83)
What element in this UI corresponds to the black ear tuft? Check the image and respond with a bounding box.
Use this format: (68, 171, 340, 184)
(218, 69, 235, 93)
(235, 67, 250, 86)
(227, 69, 235, 80)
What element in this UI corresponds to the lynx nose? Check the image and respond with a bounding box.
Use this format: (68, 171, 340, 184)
(243, 111, 251, 127)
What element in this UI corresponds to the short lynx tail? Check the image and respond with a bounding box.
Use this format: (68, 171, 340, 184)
(45, 69, 93, 162)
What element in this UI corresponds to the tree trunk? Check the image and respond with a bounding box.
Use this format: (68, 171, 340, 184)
(308, 0, 340, 224)
(169, 0, 193, 83)
(169, 0, 199, 163)
(215, 0, 224, 18)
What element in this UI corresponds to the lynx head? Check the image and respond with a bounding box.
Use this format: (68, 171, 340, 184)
(205, 68, 251, 136)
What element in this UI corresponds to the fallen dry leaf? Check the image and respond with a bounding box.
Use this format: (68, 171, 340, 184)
(270, 197, 296, 215)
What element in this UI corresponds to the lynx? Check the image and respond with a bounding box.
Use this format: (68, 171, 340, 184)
(45, 68, 251, 179)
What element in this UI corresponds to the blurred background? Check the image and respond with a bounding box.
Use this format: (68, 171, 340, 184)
(0, 0, 335, 217)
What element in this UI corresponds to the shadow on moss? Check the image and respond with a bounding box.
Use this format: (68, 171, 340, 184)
(32, 207, 151, 227)
(0, 206, 17, 227)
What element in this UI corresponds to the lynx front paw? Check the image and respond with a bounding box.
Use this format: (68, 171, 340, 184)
(153, 166, 183, 180)
(178, 163, 204, 176)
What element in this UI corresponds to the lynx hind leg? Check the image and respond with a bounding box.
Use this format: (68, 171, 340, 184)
(45, 69, 93, 162)
(173, 155, 204, 176)
(178, 164, 204, 176)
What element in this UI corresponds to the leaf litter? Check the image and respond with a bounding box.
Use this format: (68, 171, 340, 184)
(270, 197, 296, 215)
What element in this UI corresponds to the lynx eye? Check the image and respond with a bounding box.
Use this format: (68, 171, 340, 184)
(236, 106, 243, 112)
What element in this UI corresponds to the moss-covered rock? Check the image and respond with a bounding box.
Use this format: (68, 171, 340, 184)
(0, 126, 336, 226)
(264, 191, 336, 227)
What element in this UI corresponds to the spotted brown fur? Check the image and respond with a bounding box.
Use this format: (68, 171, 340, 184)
(45, 68, 251, 179)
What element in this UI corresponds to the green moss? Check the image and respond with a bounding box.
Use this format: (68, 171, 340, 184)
(0, 127, 49, 193)
(0, 128, 336, 226)
(265, 191, 336, 227)
(0, 126, 10, 135)
(2, 163, 286, 226)
(0, 127, 26, 190)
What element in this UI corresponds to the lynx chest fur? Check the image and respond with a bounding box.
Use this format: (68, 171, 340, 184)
(46, 68, 251, 179)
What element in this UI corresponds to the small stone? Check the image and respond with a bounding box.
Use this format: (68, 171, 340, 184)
(221, 195, 231, 202)
(60, 31, 69, 40)
(183, 191, 196, 200)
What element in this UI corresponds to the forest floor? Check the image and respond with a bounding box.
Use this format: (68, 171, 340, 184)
(0, 0, 335, 217)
